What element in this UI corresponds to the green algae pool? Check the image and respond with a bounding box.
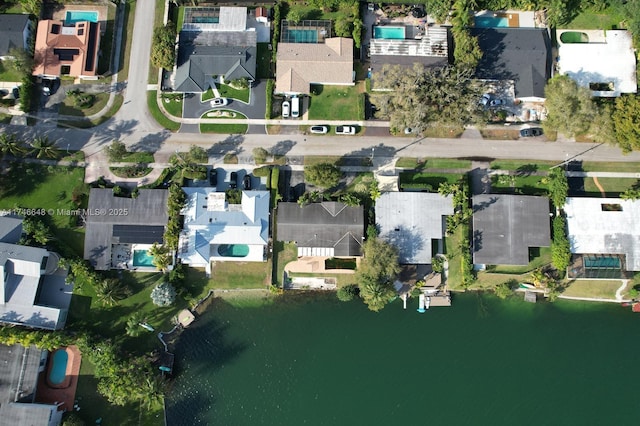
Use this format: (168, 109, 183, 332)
(166, 292, 640, 425)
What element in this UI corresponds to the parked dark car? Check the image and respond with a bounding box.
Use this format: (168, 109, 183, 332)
(209, 168, 217, 186)
(42, 78, 56, 96)
(230, 172, 238, 189)
(243, 174, 252, 190)
(12, 87, 19, 99)
(520, 128, 544, 137)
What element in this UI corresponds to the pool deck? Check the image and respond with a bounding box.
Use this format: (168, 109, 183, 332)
(51, 3, 108, 32)
(35, 345, 82, 413)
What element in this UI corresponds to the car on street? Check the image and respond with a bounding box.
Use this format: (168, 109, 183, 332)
(210, 98, 228, 107)
(42, 78, 55, 96)
(209, 168, 217, 187)
(310, 125, 328, 134)
(282, 100, 290, 118)
(335, 125, 356, 135)
(488, 98, 505, 107)
(12, 87, 19, 99)
(480, 93, 491, 106)
(230, 172, 238, 189)
(243, 174, 252, 190)
(520, 128, 544, 137)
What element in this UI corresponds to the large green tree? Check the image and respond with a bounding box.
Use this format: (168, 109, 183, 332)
(304, 163, 341, 188)
(551, 215, 571, 274)
(543, 75, 597, 137)
(356, 238, 400, 312)
(151, 22, 177, 70)
(612, 94, 640, 153)
(546, 167, 568, 210)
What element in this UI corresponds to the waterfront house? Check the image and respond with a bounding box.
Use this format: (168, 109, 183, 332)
(83, 188, 169, 271)
(174, 7, 257, 92)
(178, 188, 270, 275)
(564, 197, 640, 278)
(277, 202, 364, 256)
(375, 192, 453, 265)
(0, 216, 71, 330)
(472, 194, 551, 266)
(32, 18, 100, 79)
(470, 28, 552, 102)
(0, 14, 32, 59)
(556, 29, 637, 97)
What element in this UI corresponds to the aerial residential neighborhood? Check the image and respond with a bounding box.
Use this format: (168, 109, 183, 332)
(1, 0, 640, 424)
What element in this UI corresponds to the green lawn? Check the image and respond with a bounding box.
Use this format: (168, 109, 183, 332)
(583, 177, 638, 197)
(58, 93, 110, 117)
(581, 162, 640, 173)
(161, 94, 183, 117)
(118, 0, 136, 83)
(564, 6, 624, 30)
(273, 242, 298, 285)
(490, 160, 554, 172)
(202, 84, 250, 103)
(257, 42, 273, 79)
(398, 172, 463, 191)
(200, 110, 248, 133)
(304, 156, 344, 166)
(443, 226, 464, 291)
(118, 151, 155, 163)
(395, 157, 472, 170)
(340, 172, 374, 195)
(0, 163, 87, 257)
(422, 126, 465, 138)
(308, 85, 363, 120)
(0, 59, 21, 81)
(147, 91, 181, 131)
(210, 261, 271, 289)
(491, 175, 547, 196)
(562, 280, 622, 299)
(58, 95, 124, 129)
(488, 247, 552, 274)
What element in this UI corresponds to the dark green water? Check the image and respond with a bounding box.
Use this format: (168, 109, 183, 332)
(166, 293, 640, 425)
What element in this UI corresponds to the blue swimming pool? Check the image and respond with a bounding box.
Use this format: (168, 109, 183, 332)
(475, 16, 509, 28)
(374, 26, 406, 40)
(65, 10, 99, 25)
(217, 244, 249, 258)
(49, 349, 68, 386)
(133, 249, 155, 267)
(585, 256, 621, 269)
(284, 29, 318, 43)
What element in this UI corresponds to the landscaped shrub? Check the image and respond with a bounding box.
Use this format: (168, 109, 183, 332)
(226, 188, 242, 204)
(494, 279, 517, 299)
(67, 89, 94, 108)
(181, 164, 207, 180)
(265, 79, 274, 119)
(18, 75, 35, 112)
(106, 140, 127, 162)
(253, 147, 269, 164)
(110, 164, 152, 178)
(337, 284, 360, 302)
(150, 282, 177, 306)
(253, 165, 272, 177)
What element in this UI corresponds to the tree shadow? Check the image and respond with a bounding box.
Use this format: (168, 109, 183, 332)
(128, 130, 172, 153)
(207, 134, 245, 157)
(270, 139, 296, 156)
(165, 392, 216, 426)
(339, 143, 396, 166)
(382, 225, 424, 264)
(515, 164, 538, 177)
(566, 160, 584, 196)
(0, 162, 49, 197)
(473, 196, 499, 213)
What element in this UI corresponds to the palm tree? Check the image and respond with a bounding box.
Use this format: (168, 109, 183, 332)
(30, 136, 58, 159)
(125, 311, 148, 337)
(359, 277, 395, 312)
(148, 242, 171, 272)
(0, 133, 26, 157)
(95, 278, 130, 306)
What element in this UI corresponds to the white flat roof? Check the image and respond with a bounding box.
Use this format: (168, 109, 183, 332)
(558, 30, 637, 96)
(564, 197, 640, 271)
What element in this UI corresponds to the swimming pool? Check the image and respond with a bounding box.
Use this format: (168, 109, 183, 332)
(49, 349, 68, 386)
(474, 16, 509, 28)
(191, 16, 219, 24)
(217, 244, 250, 258)
(585, 256, 621, 269)
(133, 249, 155, 267)
(65, 10, 99, 25)
(374, 26, 406, 40)
(284, 29, 318, 43)
(560, 31, 589, 43)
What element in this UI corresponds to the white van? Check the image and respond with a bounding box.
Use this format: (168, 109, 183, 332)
(282, 100, 290, 118)
(291, 96, 300, 118)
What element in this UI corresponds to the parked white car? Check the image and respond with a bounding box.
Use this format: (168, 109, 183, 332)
(310, 125, 328, 134)
(210, 98, 228, 107)
(335, 126, 356, 135)
(282, 101, 290, 118)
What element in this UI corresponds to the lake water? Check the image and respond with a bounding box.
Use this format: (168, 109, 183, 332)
(166, 292, 640, 425)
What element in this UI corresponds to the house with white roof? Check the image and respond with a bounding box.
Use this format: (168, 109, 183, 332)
(564, 197, 640, 277)
(178, 188, 270, 275)
(0, 216, 71, 330)
(557, 29, 637, 97)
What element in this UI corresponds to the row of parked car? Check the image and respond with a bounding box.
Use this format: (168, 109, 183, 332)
(208, 169, 252, 190)
(309, 125, 357, 135)
(282, 97, 300, 118)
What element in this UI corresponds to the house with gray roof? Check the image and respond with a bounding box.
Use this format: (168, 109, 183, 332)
(84, 188, 169, 270)
(277, 202, 364, 257)
(564, 197, 640, 273)
(0, 216, 71, 331)
(376, 192, 454, 264)
(178, 188, 270, 275)
(174, 7, 257, 92)
(472, 194, 551, 266)
(0, 14, 32, 59)
(470, 28, 552, 101)
(0, 344, 63, 426)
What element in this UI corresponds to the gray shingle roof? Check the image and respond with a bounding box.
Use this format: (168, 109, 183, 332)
(470, 28, 552, 98)
(0, 14, 30, 56)
(0, 216, 23, 243)
(277, 202, 364, 256)
(472, 194, 551, 265)
(84, 189, 169, 270)
(376, 192, 454, 264)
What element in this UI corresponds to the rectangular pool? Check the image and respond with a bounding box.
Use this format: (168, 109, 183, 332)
(284, 29, 318, 43)
(133, 249, 155, 267)
(65, 10, 99, 25)
(585, 256, 621, 269)
(374, 26, 406, 40)
(474, 16, 509, 28)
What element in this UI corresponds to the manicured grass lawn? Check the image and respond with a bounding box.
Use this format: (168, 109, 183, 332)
(0, 163, 87, 257)
(0, 59, 21, 82)
(491, 175, 547, 196)
(395, 157, 472, 170)
(274, 242, 298, 285)
(58, 92, 110, 117)
(341, 172, 374, 195)
(583, 177, 637, 197)
(304, 156, 343, 166)
(176, 5, 185, 30)
(565, 6, 624, 30)
(147, 91, 181, 131)
(199, 122, 248, 134)
(161, 94, 183, 117)
(443, 226, 464, 291)
(422, 126, 464, 138)
(59, 95, 124, 129)
(257, 42, 273, 79)
(489, 247, 552, 274)
(480, 128, 520, 140)
(325, 258, 357, 270)
(581, 162, 640, 173)
(398, 172, 463, 191)
(119, 0, 136, 83)
(562, 280, 622, 299)
(490, 159, 554, 171)
(210, 261, 271, 289)
(119, 151, 155, 163)
(202, 84, 250, 103)
(308, 85, 363, 120)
